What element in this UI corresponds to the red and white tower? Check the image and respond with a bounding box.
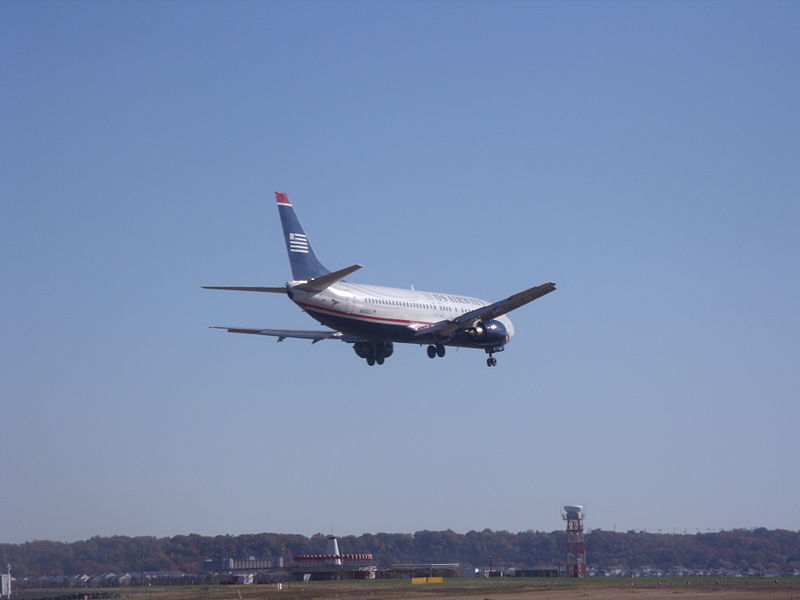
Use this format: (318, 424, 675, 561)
(561, 505, 587, 577)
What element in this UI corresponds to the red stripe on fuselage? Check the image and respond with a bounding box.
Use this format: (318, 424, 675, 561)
(297, 301, 434, 326)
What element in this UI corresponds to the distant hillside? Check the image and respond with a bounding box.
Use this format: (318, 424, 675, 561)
(1, 528, 798, 577)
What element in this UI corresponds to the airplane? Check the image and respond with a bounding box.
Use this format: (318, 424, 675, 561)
(204, 192, 556, 367)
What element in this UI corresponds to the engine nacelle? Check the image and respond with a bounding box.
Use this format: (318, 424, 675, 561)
(467, 319, 508, 345)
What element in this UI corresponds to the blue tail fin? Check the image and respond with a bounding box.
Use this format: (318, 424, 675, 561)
(275, 192, 330, 280)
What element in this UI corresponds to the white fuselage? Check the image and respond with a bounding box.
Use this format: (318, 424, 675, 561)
(288, 281, 515, 346)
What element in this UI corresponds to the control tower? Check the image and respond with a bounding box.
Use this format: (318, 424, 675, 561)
(561, 505, 587, 577)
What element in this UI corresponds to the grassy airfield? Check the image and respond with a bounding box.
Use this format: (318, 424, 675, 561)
(15, 578, 800, 600)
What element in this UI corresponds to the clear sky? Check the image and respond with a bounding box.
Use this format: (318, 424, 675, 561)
(2, 1, 799, 544)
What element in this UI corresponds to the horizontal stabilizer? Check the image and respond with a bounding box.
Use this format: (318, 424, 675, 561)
(202, 286, 287, 293)
(294, 264, 363, 292)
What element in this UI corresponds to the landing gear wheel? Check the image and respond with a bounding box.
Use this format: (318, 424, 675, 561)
(376, 356, 384, 365)
(367, 356, 375, 366)
(436, 344, 446, 358)
(427, 345, 437, 359)
(486, 357, 497, 367)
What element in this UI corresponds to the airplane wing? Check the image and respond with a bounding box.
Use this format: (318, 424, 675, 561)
(209, 326, 366, 344)
(202, 286, 287, 293)
(413, 281, 556, 338)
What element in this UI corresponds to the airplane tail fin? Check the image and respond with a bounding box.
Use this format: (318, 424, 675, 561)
(275, 192, 331, 280)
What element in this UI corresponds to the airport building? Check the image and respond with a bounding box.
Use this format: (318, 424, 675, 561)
(377, 564, 461, 579)
(507, 567, 560, 577)
(201, 557, 283, 573)
(289, 536, 376, 581)
(202, 537, 377, 583)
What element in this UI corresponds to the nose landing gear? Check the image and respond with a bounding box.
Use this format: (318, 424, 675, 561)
(485, 345, 503, 367)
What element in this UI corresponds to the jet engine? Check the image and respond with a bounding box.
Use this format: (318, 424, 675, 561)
(467, 319, 508, 345)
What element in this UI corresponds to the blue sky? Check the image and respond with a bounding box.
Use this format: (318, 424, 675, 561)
(2, 1, 798, 544)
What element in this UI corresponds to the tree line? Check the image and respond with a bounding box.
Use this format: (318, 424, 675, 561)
(1, 528, 797, 577)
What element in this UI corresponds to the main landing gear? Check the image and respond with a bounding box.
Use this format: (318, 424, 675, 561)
(426, 344, 446, 359)
(353, 341, 394, 366)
